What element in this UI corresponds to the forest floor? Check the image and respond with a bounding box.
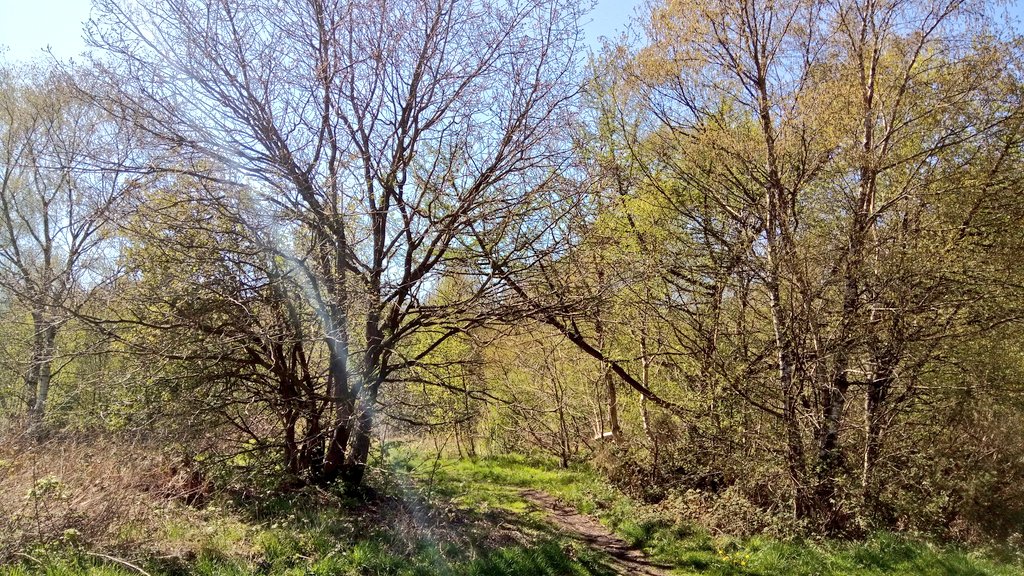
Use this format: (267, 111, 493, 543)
(2, 439, 1023, 575)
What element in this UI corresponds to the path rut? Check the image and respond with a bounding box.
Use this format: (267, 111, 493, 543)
(519, 489, 672, 576)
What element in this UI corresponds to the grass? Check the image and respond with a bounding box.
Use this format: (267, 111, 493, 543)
(3, 442, 1023, 575)
(391, 446, 1024, 576)
(0, 446, 616, 576)
(2, 539, 614, 576)
(2, 510, 611, 576)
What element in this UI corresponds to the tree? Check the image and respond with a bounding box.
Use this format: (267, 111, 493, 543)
(110, 180, 333, 476)
(608, 0, 1024, 531)
(0, 64, 133, 427)
(85, 0, 585, 488)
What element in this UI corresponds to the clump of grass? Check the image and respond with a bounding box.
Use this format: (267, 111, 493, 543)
(0, 431, 185, 561)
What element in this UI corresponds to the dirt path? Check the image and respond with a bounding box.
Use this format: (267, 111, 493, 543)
(519, 489, 673, 576)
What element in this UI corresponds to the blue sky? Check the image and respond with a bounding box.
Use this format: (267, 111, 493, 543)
(0, 0, 645, 61)
(2, 0, 1022, 62)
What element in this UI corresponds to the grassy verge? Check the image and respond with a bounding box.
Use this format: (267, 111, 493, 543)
(391, 447, 1024, 576)
(0, 446, 615, 576)
(4, 442, 1022, 575)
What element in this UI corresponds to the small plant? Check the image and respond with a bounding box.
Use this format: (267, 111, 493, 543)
(26, 475, 66, 502)
(24, 475, 70, 545)
(715, 544, 752, 568)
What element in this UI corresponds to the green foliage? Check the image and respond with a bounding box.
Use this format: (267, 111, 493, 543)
(3, 0, 1024, 564)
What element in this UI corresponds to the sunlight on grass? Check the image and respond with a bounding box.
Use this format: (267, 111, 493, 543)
(394, 446, 1024, 576)
(3, 445, 1021, 576)
(0, 451, 617, 576)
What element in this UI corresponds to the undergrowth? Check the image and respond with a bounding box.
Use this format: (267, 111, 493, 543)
(0, 438, 614, 575)
(3, 438, 1023, 575)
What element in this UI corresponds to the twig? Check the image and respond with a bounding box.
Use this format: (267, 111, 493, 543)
(425, 432, 452, 502)
(85, 552, 153, 576)
(15, 552, 42, 565)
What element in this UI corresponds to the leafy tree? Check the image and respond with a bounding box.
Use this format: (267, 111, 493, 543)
(575, 0, 1024, 532)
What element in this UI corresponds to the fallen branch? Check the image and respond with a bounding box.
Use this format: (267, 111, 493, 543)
(86, 552, 153, 576)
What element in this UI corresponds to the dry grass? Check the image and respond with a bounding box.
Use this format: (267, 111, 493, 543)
(0, 431, 526, 571)
(0, 428, 197, 560)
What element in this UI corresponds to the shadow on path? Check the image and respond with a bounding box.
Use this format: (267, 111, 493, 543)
(520, 489, 674, 576)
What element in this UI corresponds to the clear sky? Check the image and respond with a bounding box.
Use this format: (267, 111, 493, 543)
(0, 0, 92, 61)
(0, 0, 646, 62)
(3, 0, 1022, 62)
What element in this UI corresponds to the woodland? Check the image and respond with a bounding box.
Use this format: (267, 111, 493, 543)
(3, 0, 1024, 574)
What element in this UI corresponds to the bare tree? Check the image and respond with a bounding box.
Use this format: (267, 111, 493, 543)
(0, 64, 133, 427)
(85, 0, 585, 488)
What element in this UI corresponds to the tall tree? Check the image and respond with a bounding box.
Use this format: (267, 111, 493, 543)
(85, 0, 585, 488)
(569, 0, 1024, 531)
(0, 65, 133, 427)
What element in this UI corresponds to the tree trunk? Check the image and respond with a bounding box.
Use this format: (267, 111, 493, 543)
(555, 377, 571, 468)
(284, 414, 300, 475)
(321, 386, 354, 481)
(640, 336, 659, 470)
(813, 375, 851, 533)
(862, 367, 892, 512)
(605, 368, 622, 441)
(594, 300, 622, 441)
(25, 315, 57, 429)
(320, 271, 353, 482)
(763, 200, 809, 523)
(342, 400, 374, 491)
(23, 357, 40, 420)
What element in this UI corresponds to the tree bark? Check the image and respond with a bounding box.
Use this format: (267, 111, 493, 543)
(862, 365, 892, 511)
(25, 313, 57, 429)
(342, 398, 375, 491)
(593, 296, 622, 442)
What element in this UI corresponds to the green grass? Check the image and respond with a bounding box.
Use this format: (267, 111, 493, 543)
(4, 445, 1022, 575)
(0, 450, 617, 576)
(2, 541, 613, 576)
(392, 447, 1024, 576)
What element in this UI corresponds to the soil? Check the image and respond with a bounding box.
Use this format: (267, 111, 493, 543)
(519, 489, 673, 576)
